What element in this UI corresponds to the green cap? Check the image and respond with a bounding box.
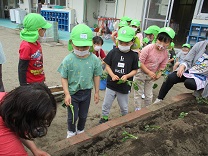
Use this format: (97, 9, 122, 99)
(117, 26, 135, 42)
(144, 25, 160, 36)
(120, 16, 132, 22)
(119, 21, 128, 27)
(20, 13, 52, 42)
(143, 37, 149, 44)
(170, 42, 175, 48)
(158, 27, 175, 39)
(182, 43, 191, 49)
(68, 24, 93, 51)
(130, 19, 140, 27)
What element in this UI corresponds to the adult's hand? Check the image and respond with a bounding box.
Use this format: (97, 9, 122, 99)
(177, 64, 185, 78)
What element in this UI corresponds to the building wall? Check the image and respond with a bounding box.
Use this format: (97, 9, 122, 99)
(99, 0, 115, 18)
(19, 0, 31, 13)
(85, 0, 99, 27)
(66, 0, 84, 24)
(116, 0, 144, 21)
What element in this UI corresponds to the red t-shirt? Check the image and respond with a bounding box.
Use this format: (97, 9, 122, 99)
(94, 49, 106, 59)
(0, 93, 28, 156)
(19, 40, 45, 83)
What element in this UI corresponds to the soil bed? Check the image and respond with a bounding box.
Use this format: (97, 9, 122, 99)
(61, 99, 208, 156)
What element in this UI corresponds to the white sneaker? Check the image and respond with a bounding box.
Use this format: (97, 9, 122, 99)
(153, 98, 162, 104)
(135, 107, 141, 111)
(141, 94, 145, 99)
(67, 131, 76, 138)
(77, 130, 84, 134)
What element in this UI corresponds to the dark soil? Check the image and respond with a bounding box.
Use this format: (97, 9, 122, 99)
(65, 100, 208, 156)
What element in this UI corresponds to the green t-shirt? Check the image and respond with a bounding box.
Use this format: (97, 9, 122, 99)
(58, 52, 103, 95)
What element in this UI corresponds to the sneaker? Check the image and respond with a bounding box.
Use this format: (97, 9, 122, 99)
(77, 130, 84, 134)
(141, 94, 145, 99)
(153, 98, 162, 104)
(135, 107, 141, 111)
(67, 131, 76, 138)
(99, 118, 108, 124)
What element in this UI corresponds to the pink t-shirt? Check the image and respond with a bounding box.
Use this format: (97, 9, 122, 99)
(0, 93, 28, 156)
(140, 44, 168, 73)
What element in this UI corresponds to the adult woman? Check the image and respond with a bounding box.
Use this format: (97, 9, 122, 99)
(154, 35, 208, 103)
(0, 83, 57, 155)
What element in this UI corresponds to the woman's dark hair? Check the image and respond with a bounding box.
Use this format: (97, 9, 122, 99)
(156, 32, 172, 43)
(93, 36, 103, 45)
(0, 83, 57, 140)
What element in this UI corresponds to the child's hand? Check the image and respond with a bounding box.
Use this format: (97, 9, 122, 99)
(121, 75, 128, 82)
(111, 74, 119, 81)
(64, 94, 71, 106)
(148, 71, 156, 79)
(155, 72, 162, 80)
(94, 92, 99, 104)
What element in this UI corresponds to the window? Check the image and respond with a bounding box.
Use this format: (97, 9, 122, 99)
(201, 0, 208, 13)
(194, 0, 208, 19)
(105, 0, 115, 3)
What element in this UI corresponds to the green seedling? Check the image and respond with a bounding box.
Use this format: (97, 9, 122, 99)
(122, 131, 138, 142)
(62, 103, 75, 124)
(196, 97, 208, 105)
(152, 83, 158, 89)
(100, 71, 108, 80)
(178, 112, 188, 119)
(117, 79, 139, 91)
(144, 125, 161, 132)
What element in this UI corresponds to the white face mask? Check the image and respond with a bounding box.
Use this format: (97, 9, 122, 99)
(94, 46, 102, 51)
(132, 27, 137, 32)
(183, 51, 189, 55)
(74, 49, 90, 57)
(118, 45, 131, 53)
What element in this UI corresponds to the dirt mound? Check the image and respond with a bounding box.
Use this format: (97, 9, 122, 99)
(69, 102, 208, 156)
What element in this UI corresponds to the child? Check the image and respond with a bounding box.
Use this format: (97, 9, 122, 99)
(144, 25, 160, 44)
(167, 42, 176, 72)
(0, 83, 57, 156)
(130, 19, 143, 47)
(120, 16, 132, 25)
(18, 13, 52, 86)
(58, 24, 103, 138)
(99, 26, 139, 124)
(111, 20, 128, 49)
(92, 36, 106, 69)
(173, 43, 191, 71)
(92, 36, 106, 60)
(134, 27, 175, 111)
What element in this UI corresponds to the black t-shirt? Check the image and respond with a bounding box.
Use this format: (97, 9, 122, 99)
(169, 49, 176, 66)
(104, 48, 139, 94)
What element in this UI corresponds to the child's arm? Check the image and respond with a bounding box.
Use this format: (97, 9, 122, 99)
(105, 64, 119, 81)
(168, 58, 174, 63)
(93, 76, 100, 104)
(18, 59, 29, 85)
(140, 63, 156, 79)
(111, 31, 117, 45)
(61, 78, 71, 106)
(121, 69, 138, 81)
(20, 139, 50, 156)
